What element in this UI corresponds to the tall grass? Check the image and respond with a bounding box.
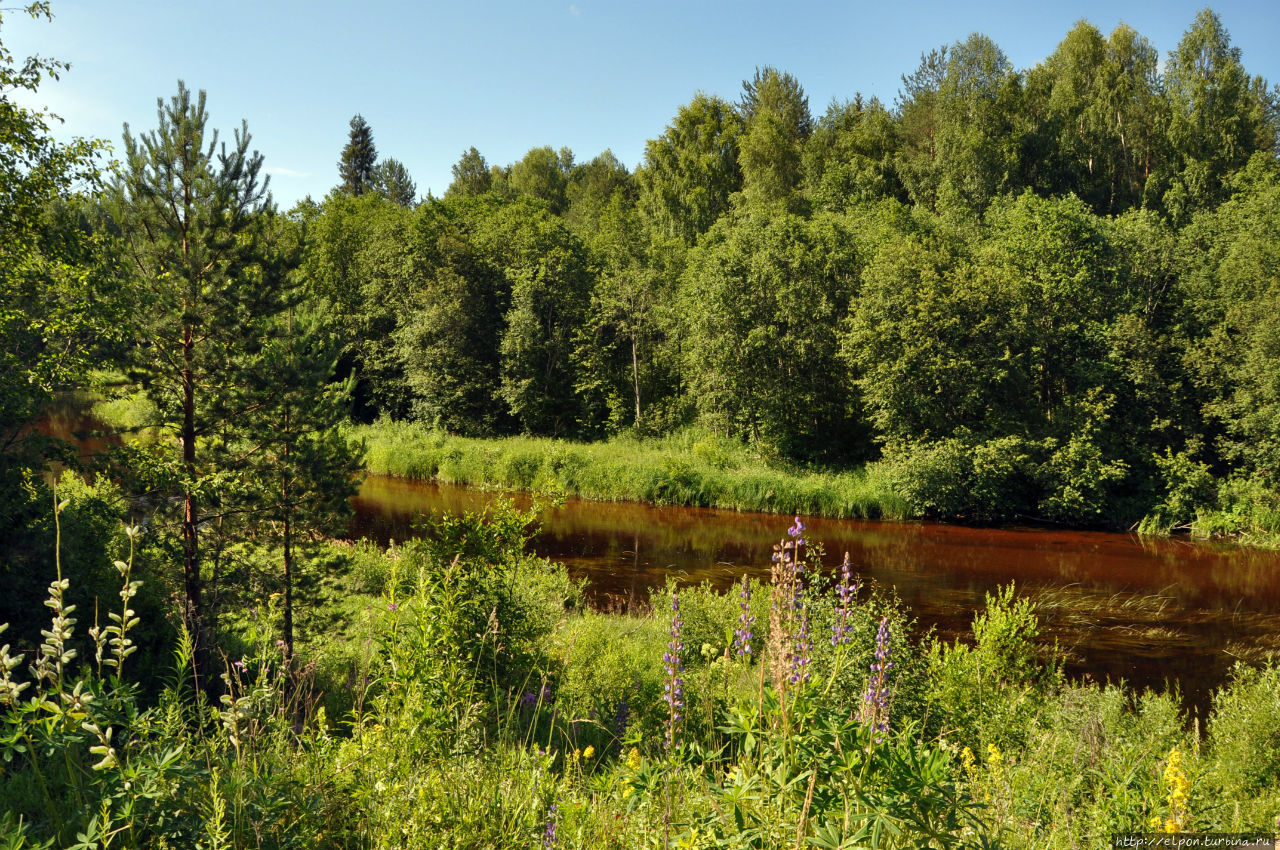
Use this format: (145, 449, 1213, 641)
(353, 420, 911, 520)
(91, 391, 162, 444)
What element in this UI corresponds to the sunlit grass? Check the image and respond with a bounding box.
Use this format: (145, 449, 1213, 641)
(352, 420, 911, 520)
(92, 391, 162, 444)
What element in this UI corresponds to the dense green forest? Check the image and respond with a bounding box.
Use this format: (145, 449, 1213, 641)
(209, 11, 1280, 536)
(4, 3, 1280, 847)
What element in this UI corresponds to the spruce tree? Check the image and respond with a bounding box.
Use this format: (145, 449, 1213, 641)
(338, 114, 378, 196)
(447, 146, 492, 196)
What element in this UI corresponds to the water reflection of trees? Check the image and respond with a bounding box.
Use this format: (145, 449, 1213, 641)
(34, 392, 121, 462)
(1133, 532, 1280, 598)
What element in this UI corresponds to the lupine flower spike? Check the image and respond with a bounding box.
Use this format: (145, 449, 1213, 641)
(767, 520, 807, 694)
(663, 594, 685, 751)
(788, 516, 806, 546)
(790, 609, 812, 684)
(734, 575, 754, 658)
(832, 553, 859, 647)
(861, 616, 893, 740)
(788, 516, 806, 581)
(542, 801, 558, 847)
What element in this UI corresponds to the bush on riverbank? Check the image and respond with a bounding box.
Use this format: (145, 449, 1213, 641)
(4, 503, 1280, 847)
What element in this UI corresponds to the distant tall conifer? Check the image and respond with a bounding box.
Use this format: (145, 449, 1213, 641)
(338, 114, 378, 195)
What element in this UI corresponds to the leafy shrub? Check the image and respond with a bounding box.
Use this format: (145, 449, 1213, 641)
(394, 498, 576, 716)
(341, 538, 395, 595)
(1037, 426, 1128, 522)
(924, 584, 1059, 749)
(1207, 660, 1280, 824)
(552, 612, 668, 754)
(1140, 445, 1218, 533)
(883, 433, 1039, 520)
(1193, 475, 1280, 543)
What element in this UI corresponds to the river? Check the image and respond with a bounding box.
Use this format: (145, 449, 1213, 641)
(38, 397, 1280, 712)
(353, 474, 1280, 712)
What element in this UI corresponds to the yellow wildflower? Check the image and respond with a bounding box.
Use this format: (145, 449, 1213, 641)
(627, 747, 642, 771)
(986, 744, 1006, 783)
(583, 745, 594, 760)
(1161, 746, 1190, 833)
(982, 743, 1007, 806)
(961, 746, 977, 779)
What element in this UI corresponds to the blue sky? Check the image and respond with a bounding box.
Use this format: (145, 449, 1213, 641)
(7, 0, 1279, 207)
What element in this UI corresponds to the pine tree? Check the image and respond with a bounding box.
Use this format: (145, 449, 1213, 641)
(241, 286, 362, 666)
(112, 81, 277, 687)
(738, 67, 812, 205)
(374, 157, 416, 206)
(338, 114, 378, 196)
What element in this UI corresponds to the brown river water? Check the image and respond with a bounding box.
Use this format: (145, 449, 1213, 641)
(352, 474, 1280, 712)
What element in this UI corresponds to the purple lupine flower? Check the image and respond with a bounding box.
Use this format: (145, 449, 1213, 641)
(789, 552, 806, 616)
(831, 554, 860, 647)
(789, 609, 812, 684)
(542, 802, 558, 847)
(734, 574, 755, 657)
(521, 682, 553, 709)
(774, 538, 805, 612)
(614, 697, 630, 737)
(861, 617, 894, 739)
(663, 594, 685, 751)
(788, 516, 806, 547)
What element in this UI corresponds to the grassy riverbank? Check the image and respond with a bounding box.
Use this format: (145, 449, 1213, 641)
(350, 421, 1280, 547)
(82, 396, 908, 520)
(351, 420, 911, 519)
(5, 494, 1279, 848)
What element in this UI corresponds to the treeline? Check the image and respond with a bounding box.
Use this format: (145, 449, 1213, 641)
(303, 10, 1280, 530)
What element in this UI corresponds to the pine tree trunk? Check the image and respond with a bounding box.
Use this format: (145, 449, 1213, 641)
(282, 456, 294, 668)
(181, 321, 206, 688)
